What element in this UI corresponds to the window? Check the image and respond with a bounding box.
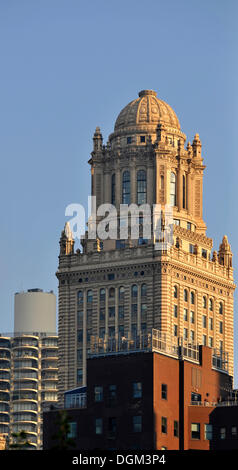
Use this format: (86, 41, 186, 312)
(219, 340, 223, 351)
(191, 392, 201, 402)
(183, 175, 186, 209)
(140, 135, 146, 143)
(67, 422, 77, 439)
(100, 288, 105, 302)
(174, 421, 179, 438)
(219, 302, 223, 314)
(202, 315, 207, 328)
(87, 290, 93, 303)
(161, 417, 167, 434)
(109, 307, 115, 319)
(133, 415, 142, 433)
(170, 172, 176, 206)
(109, 326, 115, 337)
(220, 427, 226, 440)
(122, 170, 131, 204)
(174, 305, 178, 318)
(184, 308, 188, 321)
(127, 136, 132, 144)
(131, 303, 138, 319)
(111, 173, 116, 205)
(202, 248, 207, 259)
(118, 325, 124, 338)
(116, 240, 126, 249)
(187, 222, 192, 230)
(119, 286, 125, 301)
(191, 423, 200, 440)
(133, 382, 142, 399)
(209, 337, 213, 347)
(203, 335, 207, 346)
(77, 310, 83, 323)
(184, 289, 188, 302)
(141, 304, 147, 319)
(183, 328, 188, 340)
(209, 299, 213, 311)
(108, 417, 117, 436)
(141, 284, 147, 297)
(78, 330, 83, 343)
(99, 327, 105, 339)
(203, 296, 207, 308)
(232, 426, 237, 437)
(190, 311, 194, 324)
(118, 305, 124, 320)
(174, 218, 180, 226)
(77, 369, 83, 385)
(141, 322, 147, 333)
(190, 330, 195, 342)
(190, 291, 195, 304)
(160, 175, 164, 190)
(131, 285, 138, 298)
(109, 385, 117, 401)
(219, 322, 223, 334)
(189, 244, 195, 254)
(174, 324, 178, 337)
(108, 273, 115, 280)
(131, 324, 137, 338)
(209, 318, 213, 330)
(174, 285, 178, 298)
(137, 170, 147, 205)
(94, 386, 103, 402)
(100, 309, 105, 321)
(204, 424, 212, 440)
(78, 290, 83, 304)
(95, 418, 103, 435)
(109, 287, 115, 298)
(161, 383, 167, 400)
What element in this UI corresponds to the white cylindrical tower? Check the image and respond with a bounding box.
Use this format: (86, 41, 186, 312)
(14, 289, 56, 334)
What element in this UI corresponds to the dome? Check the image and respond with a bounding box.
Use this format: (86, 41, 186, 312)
(114, 90, 180, 131)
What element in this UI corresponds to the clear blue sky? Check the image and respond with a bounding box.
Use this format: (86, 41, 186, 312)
(0, 0, 237, 381)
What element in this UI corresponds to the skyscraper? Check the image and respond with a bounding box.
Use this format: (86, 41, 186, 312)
(57, 89, 235, 402)
(0, 289, 58, 449)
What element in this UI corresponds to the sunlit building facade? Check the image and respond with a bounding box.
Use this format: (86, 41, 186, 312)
(57, 89, 235, 402)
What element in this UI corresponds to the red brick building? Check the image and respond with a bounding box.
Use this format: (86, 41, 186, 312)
(43, 331, 232, 450)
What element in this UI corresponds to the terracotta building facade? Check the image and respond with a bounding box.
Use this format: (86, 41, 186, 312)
(57, 89, 235, 402)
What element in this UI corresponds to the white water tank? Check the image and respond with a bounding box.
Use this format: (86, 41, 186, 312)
(14, 289, 56, 334)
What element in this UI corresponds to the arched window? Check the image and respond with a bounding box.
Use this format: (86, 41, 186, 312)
(141, 284, 147, 297)
(109, 287, 115, 298)
(131, 285, 138, 298)
(209, 299, 213, 311)
(78, 290, 83, 304)
(219, 302, 223, 315)
(183, 175, 186, 209)
(137, 170, 147, 205)
(100, 288, 105, 302)
(122, 171, 130, 204)
(203, 296, 207, 309)
(191, 292, 195, 305)
(174, 286, 178, 299)
(119, 286, 125, 301)
(87, 290, 93, 303)
(170, 172, 177, 206)
(111, 173, 116, 205)
(184, 289, 188, 302)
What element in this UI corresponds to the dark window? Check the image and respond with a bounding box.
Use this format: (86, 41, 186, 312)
(191, 291, 195, 305)
(127, 137, 132, 144)
(109, 307, 115, 319)
(94, 386, 103, 402)
(100, 288, 105, 302)
(184, 289, 188, 302)
(191, 392, 201, 403)
(219, 302, 223, 314)
(204, 424, 212, 440)
(108, 417, 117, 437)
(137, 170, 147, 205)
(118, 305, 124, 320)
(174, 421, 179, 437)
(183, 175, 186, 209)
(67, 422, 77, 439)
(87, 290, 93, 303)
(141, 284, 147, 297)
(122, 170, 131, 204)
(119, 286, 125, 301)
(161, 384, 167, 400)
(133, 415, 142, 433)
(108, 273, 115, 281)
(220, 427, 226, 440)
(131, 285, 138, 297)
(109, 287, 115, 298)
(109, 385, 117, 401)
(161, 417, 167, 434)
(187, 222, 191, 230)
(95, 418, 103, 435)
(202, 249, 207, 259)
(133, 382, 142, 398)
(174, 285, 178, 298)
(111, 174, 116, 205)
(116, 240, 126, 249)
(140, 135, 146, 143)
(78, 290, 83, 304)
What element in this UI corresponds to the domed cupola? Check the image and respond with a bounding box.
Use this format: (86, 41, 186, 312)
(109, 89, 186, 148)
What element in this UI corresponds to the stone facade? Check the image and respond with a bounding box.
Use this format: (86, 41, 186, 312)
(57, 89, 235, 402)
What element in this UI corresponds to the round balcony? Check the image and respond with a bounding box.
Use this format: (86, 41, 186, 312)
(12, 422, 38, 436)
(12, 390, 38, 402)
(13, 411, 38, 424)
(0, 391, 10, 403)
(0, 358, 11, 370)
(0, 380, 10, 392)
(13, 380, 38, 392)
(0, 423, 9, 434)
(41, 359, 57, 371)
(13, 358, 38, 370)
(0, 338, 11, 349)
(41, 348, 58, 360)
(13, 401, 37, 412)
(0, 412, 10, 424)
(13, 348, 38, 360)
(0, 402, 9, 413)
(12, 336, 38, 349)
(41, 337, 58, 348)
